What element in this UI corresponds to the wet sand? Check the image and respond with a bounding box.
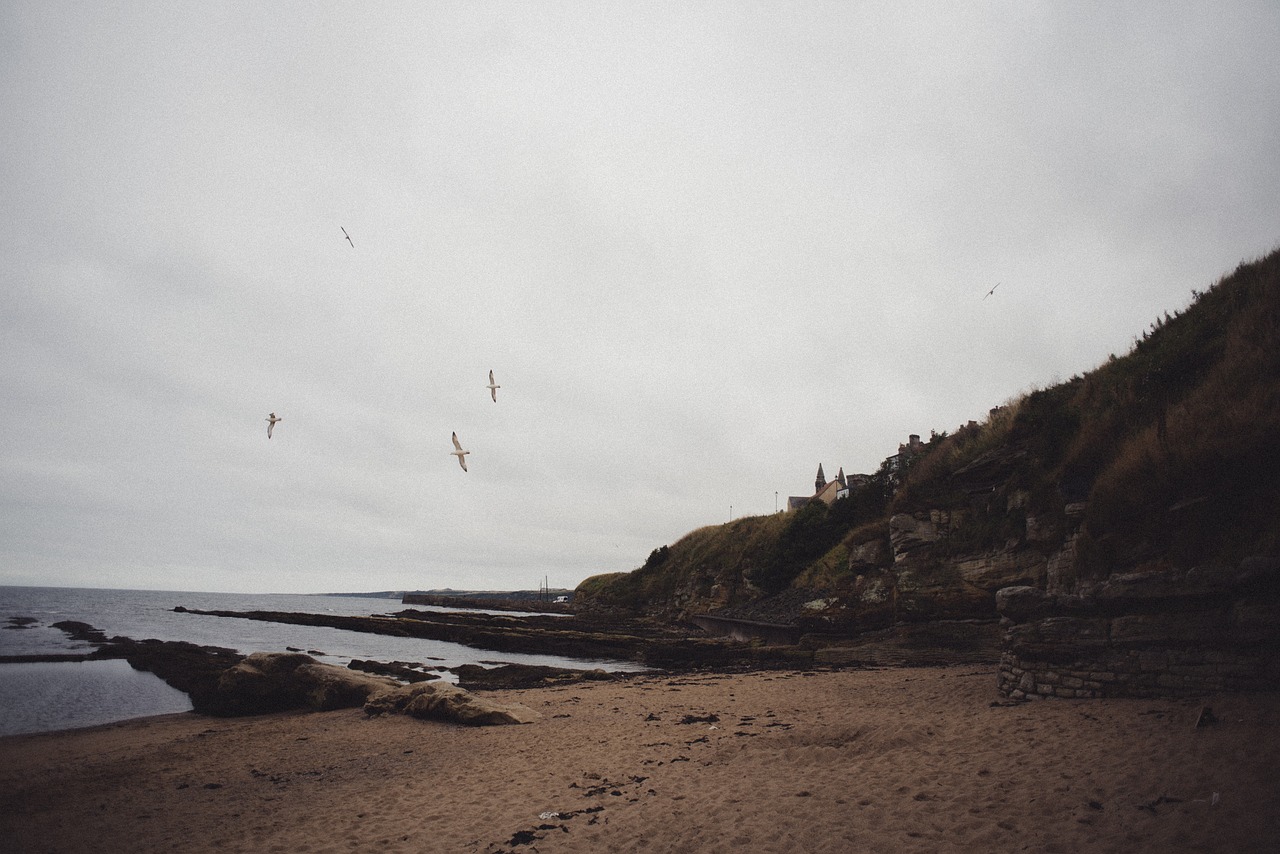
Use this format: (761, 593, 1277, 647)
(2, 665, 1278, 852)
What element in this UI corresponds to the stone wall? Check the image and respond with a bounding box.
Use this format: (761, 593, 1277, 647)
(999, 645, 1280, 700)
(995, 557, 1280, 699)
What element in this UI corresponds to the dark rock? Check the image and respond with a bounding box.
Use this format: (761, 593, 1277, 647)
(348, 659, 440, 683)
(1089, 559, 1277, 603)
(50, 621, 112, 645)
(814, 620, 1001, 667)
(996, 587, 1097, 622)
(677, 713, 720, 725)
(171, 606, 776, 672)
(951, 446, 1029, 494)
(50, 620, 245, 707)
(995, 586, 1045, 621)
(114, 638, 245, 707)
(1228, 600, 1280, 644)
(1109, 612, 1227, 645)
(508, 829, 541, 845)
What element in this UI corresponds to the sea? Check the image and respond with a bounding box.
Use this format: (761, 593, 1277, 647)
(0, 586, 645, 738)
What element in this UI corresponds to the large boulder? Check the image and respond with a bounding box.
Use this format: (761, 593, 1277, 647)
(203, 652, 398, 716)
(364, 681, 541, 726)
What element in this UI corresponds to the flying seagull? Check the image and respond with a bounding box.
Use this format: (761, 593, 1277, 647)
(984, 282, 1000, 300)
(341, 227, 354, 248)
(266, 412, 282, 439)
(487, 369, 500, 402)
(451, 431, 470, 472)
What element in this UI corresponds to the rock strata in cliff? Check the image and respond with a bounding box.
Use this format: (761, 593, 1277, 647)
(996, 554, 1280, 699)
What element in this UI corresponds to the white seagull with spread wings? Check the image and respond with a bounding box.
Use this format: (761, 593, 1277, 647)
(266, 412, 282, 438)
(487, 370, 500, 402)
(451, 432, 470, 471)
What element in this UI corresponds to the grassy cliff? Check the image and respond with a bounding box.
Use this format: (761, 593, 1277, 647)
(577, 245, 1280, 624)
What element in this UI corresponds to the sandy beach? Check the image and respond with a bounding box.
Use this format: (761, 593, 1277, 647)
(2, 665, 1278, 853)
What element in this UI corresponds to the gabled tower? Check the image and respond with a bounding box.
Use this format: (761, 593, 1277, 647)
(815, 463, 827, 493)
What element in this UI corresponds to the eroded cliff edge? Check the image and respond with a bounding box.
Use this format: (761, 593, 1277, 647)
(577, 247, 1280, 697)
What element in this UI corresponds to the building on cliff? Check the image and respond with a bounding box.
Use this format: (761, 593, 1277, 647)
(788, 464, 860, 510)
(884, 434, 925, 475)
(787, 434, 920, 510)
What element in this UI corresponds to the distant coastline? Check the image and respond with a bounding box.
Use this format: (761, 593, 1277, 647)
(317, 588, 575, 607)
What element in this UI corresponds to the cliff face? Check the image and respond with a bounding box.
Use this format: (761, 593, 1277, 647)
(997, 556, 1280, 698)
(576, 438, 1089, 630)
(577, 247, 1280, 695)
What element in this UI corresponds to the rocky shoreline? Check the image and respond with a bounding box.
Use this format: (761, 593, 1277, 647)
(17, 620, 562, 724)
(5, 602, 1012, 717)
(171, 605, 802, 670)
(7, 602, 1016, 726)
(6, 607, 828, 722)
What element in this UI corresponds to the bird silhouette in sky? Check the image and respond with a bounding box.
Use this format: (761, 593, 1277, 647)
(984, 282, 1000, 300)
(487, 370, 500, 402)
(341, 227, 354, 248)
(266, 412, 282, 439)
(451, 432, 470, 472)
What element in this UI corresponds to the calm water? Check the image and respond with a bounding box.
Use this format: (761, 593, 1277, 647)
(0, 586, 643, 736)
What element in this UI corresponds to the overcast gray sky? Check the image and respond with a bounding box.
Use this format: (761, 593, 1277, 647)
(3, 2, 1278, 595)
